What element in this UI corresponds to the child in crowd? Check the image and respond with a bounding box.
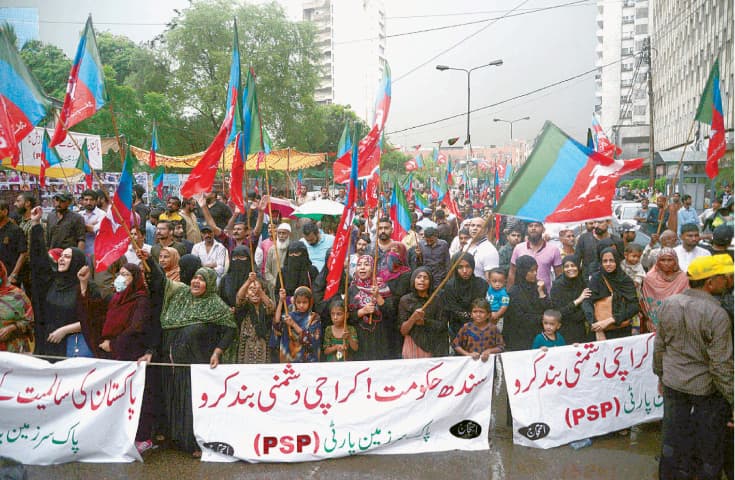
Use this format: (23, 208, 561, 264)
(620, 243, 645, 335)
(274, 286, 321, 363)
(323, 299, 358, 361)
(485, 268, 510, 331)
(531, 309, 566, 350)
(452, 298, 505, 361)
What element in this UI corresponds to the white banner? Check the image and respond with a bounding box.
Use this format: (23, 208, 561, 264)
(19, 127, 103, 169)
(191, 357, 494, 462)
(501, 334, 662, 449)
(0, 353, 145, 464)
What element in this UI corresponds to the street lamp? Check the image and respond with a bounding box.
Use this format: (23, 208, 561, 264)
(493, 116, 530, 140)
(436, 59, 503, 147)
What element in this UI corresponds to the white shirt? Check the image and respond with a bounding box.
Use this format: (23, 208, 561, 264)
(124, 243, 152, 266)
(673, 245, 711, 273)
(192, 240, 229, 280)
(81, 207, 106, 256)
(465, 238, 499, 279)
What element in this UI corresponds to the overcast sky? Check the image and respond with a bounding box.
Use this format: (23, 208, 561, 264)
(6, 0, 597, 149)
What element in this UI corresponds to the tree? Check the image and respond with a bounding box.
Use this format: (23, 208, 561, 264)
(19, 40, 71, 99)
(163, 1, 320, 146)
(96, 32, 138, 84)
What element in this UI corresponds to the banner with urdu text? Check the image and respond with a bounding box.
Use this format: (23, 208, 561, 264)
(0, 353, 145, 464)
(191, 357, 494, 462)
(501, 334, 662, 449)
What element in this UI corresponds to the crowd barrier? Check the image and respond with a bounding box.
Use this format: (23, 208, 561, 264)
(0, 334, 661, 464)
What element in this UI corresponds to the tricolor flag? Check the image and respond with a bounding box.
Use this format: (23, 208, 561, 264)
(152, 166, 164, 199)
(0, 28, 50, 164)
(40, 130, 61, 187)
(74, 139, 93, 188)
(695, 59, 726, 179)
(446, 156, 454, 184)
(373, 63, 391, 130)
(390, 181, 411, 241)
(230, 132, 246, 211)
(414, 190, 429, 212)
(496, 122, 643, 223)
(149, 123, 158, 169)
(324, 139, 358, 301)
(415, 152, 424, 169)
(94, 147, 135, 272)
(50, 16, 107, 147)
(181, 21, 241, 198)
(591, 114, 621, 158)
(337, 123, 352, 158)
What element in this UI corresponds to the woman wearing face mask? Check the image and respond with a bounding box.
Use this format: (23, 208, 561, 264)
(219, 245, 251, 308)
(29, 206, 98, 357)
(550, 256, 592, 344)
(583, 247, 640, 340)
(144, 253, 236, 457)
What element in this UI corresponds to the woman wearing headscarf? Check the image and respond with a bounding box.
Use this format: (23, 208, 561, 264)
(398, 267, 447, 358)
(0, 260, 34, 353)
(159, 246, 181, 282)
(348, 255, 392, 360)
(233, 272, 274, 364)
(640, 247, 688, 333)
(219, 245, 252, 308)
(145, 255, 236, 457)
(278, 242, 318, 297)
(29, 206, 98, 357)
(550, 255, 592, 344)
(504, 255, 553, 351)
(583, 247, 640, 340)
(380, 242, 413, 358)
(441, 252, 488, 344)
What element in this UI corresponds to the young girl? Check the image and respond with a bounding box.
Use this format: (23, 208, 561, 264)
(235, 272, 275, 364)
(531, 309, 566, 350)
(322, 299, 358, 361)
(274, 286, 321, 363)
(452, 298, 505, 361)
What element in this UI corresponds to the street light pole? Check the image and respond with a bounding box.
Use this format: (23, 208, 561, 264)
(493, 116, 531, 141)
(436, 59, 503, 150)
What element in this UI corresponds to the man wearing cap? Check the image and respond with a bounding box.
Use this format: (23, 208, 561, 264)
(706, 225, 734, 260)
(265, 223, 291, 293)
(620, 222, 639, 251)
(674, 223, 711, 273)
(654, 255, 734, 480)
(46, 192, 86, 250)
(191, 224, 229, 281)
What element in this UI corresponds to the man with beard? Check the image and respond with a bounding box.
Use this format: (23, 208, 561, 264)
(415, 227, 450, 283)
(0, 201, 27, 289)
(204, 191, 232, 230)
(374, 217, 395, 273)
(301, 221, 334, 271)
(620, 223, 639, 251)
(265, 223, 291, 293)
(574, 218, 623, 278)
(508, 221, 562, 293)
(171, 220, 194, 254)
(674, 223, 711, 273)
(159, 196, 184, 223)
(150, 220, 187, 262)
(46, 192, 85, 250)
(80, 189, 106, 257)
(191, 224, 228, 281)
(198, 195, 265, 257)
(14, 193, 35, 293)
(645, 196, 670, 236)
(349, 233, 371, 277)
(178, 198, 202, 244)
(132, 184, 149, 232)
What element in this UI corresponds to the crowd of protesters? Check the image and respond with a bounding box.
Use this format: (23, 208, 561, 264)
(0, 179, 732, 477)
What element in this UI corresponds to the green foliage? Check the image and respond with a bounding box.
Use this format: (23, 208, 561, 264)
(96, 32, 138, 84)
(19, 40, 71, 99)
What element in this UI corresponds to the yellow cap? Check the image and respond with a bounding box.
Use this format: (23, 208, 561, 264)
(687, 254, 734, 281)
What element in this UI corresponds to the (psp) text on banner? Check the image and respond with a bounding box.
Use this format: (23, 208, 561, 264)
(0, 353, 145, 464)
(191, 357, 494, 462)
(502, 333, 662, 449)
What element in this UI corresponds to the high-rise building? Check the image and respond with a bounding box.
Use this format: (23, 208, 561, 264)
(285, 0, 387, 122)
(651, 0, 733, 151)
(594, 0, 651, 158)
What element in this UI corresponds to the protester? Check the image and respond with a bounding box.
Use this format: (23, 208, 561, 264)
(442, 252, 488, 343)
(46, 192, 86, 250)
(0, 201, 27, 287)
(158, 246, 181, 282)
(300, 221, 334, 272)
(348, 255, 391, 361)
(550, 255, 591, 344)
(277, 242, 318, 298)
(414, 227, 450, 284)
(150, 221, 187, 261)
(640, 248, 689, 333)
(504, 255, 552, 351)
(80, 190, 105, 257)
(575, 218, 623, 278)
(219, 246, 251, 307)
(654, 255, 733, 480)
(583, 247, 639, 341)
(485, 268, 509, 328)
(674, 223, 711, 273)
(0, 260, 34, 353)
(233, 272, 274, 364)
(264, 223, 291, 293)
(398, 267, 446, 358)
(323, 298, 358, 361)
(508, 221, 561, 293)
(452, 298, 505, 361)
(274, 286, 321, 363)
(531, 309, 566, 349)
(191, 225, 229, 282)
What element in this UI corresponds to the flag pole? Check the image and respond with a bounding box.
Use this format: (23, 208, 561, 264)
(57, 116, 148, 271)
(421, 209, 494, 311)
(107, 101, 127, 168)
(243, 150, 255, 273)
(669, 118, 697, 196)
(263, 153, 284, 292)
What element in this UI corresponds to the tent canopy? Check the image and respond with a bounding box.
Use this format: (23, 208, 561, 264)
(129, 145, 326, 171)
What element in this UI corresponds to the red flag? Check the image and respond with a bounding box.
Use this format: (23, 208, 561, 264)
(180, 118, 231, 198)
(0, 97, 20, 164)
(39, 160, 46, 188)
(365, 171, 380, 209)
(230, 133, 245, 212)
(332, 124, 382, 183)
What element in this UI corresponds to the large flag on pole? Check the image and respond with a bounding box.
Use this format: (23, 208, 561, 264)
(323, 140, 357, 301)
(390, 181, 412, 241)
(74, 139, 93, 188)
(50, 16, 107, 147)
(149, 123, 158, 169)
(695, 59, 726, 179)
(180, 21, 241, 198)
(94, 149, 135, 272)
(496, 122, 643, 223)
(40, 130, 62, 188)
(337, 123, 352, 158)
(0, 28, 50, 164)
(591, 114, 621, 158)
